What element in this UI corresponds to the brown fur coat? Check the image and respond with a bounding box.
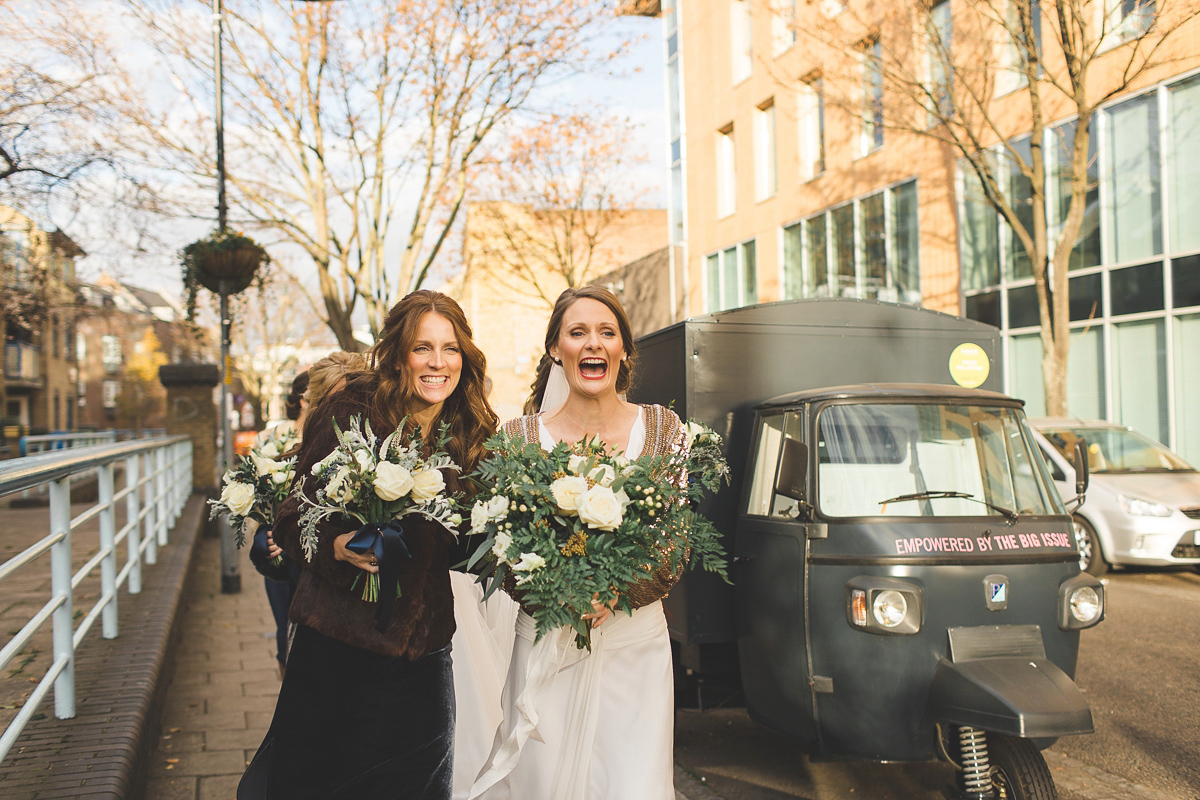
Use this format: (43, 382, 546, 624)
(272, 381, 455, 659)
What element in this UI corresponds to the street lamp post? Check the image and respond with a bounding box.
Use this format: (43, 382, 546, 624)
(212, 0, 239, 594)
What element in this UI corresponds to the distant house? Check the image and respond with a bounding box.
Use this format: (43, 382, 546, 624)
(74, 276, 193, 432)
(1, 205, 84, 435)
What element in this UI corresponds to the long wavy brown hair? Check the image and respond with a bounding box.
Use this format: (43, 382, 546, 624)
(524, 285, 638, 415)
(368, 290, 498, 475)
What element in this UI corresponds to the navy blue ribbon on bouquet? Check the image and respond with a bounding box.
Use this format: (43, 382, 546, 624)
(345, 520, 412, 632)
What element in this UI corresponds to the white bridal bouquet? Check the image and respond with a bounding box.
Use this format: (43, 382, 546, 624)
(297, 415, 462, 604)
(209, 426, 300, 557)
(467, 420, 729, 649)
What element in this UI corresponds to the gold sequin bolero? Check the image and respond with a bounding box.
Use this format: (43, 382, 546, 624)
(502, 404, 689, 609)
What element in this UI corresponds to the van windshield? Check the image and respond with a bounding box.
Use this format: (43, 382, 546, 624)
(816, 403, 1064, 518)
(1039, 426, 1194, 473)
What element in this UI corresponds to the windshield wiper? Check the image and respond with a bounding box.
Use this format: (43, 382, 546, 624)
(879, 490, 1018, 523)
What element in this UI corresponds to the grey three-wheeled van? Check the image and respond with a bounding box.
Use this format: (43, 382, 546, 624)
(630, 299, 1105, 800)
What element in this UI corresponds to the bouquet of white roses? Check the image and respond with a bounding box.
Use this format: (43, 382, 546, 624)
(297, 415, 462, 607)
(467, 421, 729, 649)
(209, 428, 299, 553)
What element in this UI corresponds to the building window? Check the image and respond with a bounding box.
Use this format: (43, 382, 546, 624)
(1050, 120, 1101, 270)
(731, 0, 752, 85)
(717, 124, 737, 218)
(1103, 92, 1161, 265)
(927, 0, 953, 118)
(861, 38, 884, 155)
(1006, 136, 1035, 280)
(705, 239, 758, 312)
(782, 180, 920, 303)
(997, 0, 1042, 95)
(103, 380, 119, 409)
(771, 0, 796, 57)
(754, 99, 777, 201)
(102, 334, 121, 374)
(797, 78, 825, 182)
(76, 331, 86, 362)
(666, 0, 686, 246)
(1168, 75, 1200, 255)
(1105, 0, 1155, 46)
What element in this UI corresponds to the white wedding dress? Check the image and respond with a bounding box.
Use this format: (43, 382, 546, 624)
(455, 412, 676, 800)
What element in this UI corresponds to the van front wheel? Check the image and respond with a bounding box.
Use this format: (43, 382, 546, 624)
(984, 734, 1057, 800)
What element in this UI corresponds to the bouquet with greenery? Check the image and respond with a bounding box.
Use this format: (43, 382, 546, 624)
(209, 427, 300, 556)
(467, 420, 729, 649)
(297, 415, 462, 603)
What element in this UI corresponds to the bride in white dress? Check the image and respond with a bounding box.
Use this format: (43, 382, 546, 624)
(463, 286, 686, 800)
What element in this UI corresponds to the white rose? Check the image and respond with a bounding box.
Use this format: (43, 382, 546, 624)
(587, 464, 616, 487)
(221, 481, 256, 517)
(684, 421, 705, 448)
(326, 466, 353, 503)
(549, 475, 589, 514)
(491, 529, 513, 563)
(260, 441, 279, 458)
(485, 494, 510, 520)
(567, 454, 587, 475)
(471, 500, 492, 534)
(355, 449, 374, 471)
(252, 454, 285, 477)
(373, 461, 414, 501)
(512, 551, 546, 583)
(410, 468, 446, 503)
(576, 485, 625, 531)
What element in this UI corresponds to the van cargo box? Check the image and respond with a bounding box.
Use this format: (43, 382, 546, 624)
(629, 298, 1003, 644)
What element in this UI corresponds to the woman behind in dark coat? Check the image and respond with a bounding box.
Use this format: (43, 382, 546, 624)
(241, 290, 498, 800)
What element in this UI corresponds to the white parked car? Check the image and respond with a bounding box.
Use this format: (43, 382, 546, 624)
(1029, 418, 1200, 575)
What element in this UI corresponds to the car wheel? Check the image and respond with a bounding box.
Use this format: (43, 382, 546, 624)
(1073, 516, 1107, 576)
(985, 734, 1058, 800)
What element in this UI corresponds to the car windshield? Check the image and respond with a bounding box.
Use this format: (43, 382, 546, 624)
(1039, 426, 1195, 473)
(817, 403, 1064, 518)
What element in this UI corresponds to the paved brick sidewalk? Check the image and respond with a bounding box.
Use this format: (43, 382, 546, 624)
(143, 535, 280, 800)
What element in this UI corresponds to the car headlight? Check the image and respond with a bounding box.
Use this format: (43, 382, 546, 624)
(1059, 574, 1104, 630)
(1119, 494, 1173, 517)
(846, 578, 922, 635)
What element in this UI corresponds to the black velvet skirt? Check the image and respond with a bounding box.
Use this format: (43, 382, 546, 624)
(240, 625, 454, 800)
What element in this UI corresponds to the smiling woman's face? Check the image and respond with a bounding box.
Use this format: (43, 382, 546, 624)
(550, 297, 625, 401)
(405, 311, 462, 415)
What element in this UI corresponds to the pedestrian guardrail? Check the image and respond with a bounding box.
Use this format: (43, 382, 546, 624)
(20, 429, 168, 457)
(0, 435, 193, 764)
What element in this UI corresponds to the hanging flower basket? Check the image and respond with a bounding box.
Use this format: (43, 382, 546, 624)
(180, 230, 270, 320)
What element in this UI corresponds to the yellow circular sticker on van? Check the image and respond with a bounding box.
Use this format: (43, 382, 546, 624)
(949, 343, 990, 388)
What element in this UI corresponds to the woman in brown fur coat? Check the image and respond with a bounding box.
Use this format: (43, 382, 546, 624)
(240, 291, 497, 800)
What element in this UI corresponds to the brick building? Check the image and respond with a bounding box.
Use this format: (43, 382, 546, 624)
(456, 202, 669, 419)
(1, 205, 84, 436)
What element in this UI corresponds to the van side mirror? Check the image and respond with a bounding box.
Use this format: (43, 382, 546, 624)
(775, 438, 808, 501)
(1074, 439, 1090, 497)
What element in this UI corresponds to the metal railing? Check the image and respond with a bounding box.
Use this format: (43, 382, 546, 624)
(20, 429, 168, 457)
(0, 435, 193, 763)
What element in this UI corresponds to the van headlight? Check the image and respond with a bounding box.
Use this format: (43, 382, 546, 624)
(847, 578, 922, 635)
(1059, 574, 1104, 630)
(873, 590, 908, 627)
(1119, 494, 1173, 517)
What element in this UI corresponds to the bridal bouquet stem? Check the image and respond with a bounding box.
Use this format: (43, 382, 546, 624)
(297, 416, 462, 603)
(467, 421, 729, 649)
(209, 426, 300, 558)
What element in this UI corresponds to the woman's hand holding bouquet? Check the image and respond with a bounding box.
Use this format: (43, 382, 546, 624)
(467, 420, 729, 649)
(296, 416, 462, 630)
(209, 427, 299, 565)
